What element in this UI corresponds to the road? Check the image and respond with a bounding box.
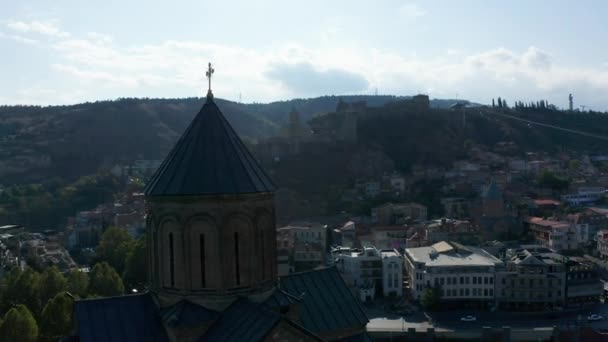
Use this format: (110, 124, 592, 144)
(367, 303, 608, 340)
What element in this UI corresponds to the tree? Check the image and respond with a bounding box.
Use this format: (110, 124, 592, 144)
(492, 98, 495, 107)
(0, 266, 23, 313)
(67, 269, 89, 298)
(40, 292, 74, 341)
(89, 262, 125, 297)
(39, 266, 67, 307)
(2, 267, 41, 316)
(568, 159, 581, 170)
(96, 226, 135, 274)
(0, 304, 39, 342)
(122, 235, 147, 292)
(420, 285, 442, 311)
(497, 97, 502, 108)
(538, 171, 570, 192)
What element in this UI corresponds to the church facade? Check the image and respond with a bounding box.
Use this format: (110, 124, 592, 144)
(68, 75, 369, 341)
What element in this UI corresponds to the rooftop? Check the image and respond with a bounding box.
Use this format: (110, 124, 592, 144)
(405, 241, 503, 267)
(144, 97, 275, 196)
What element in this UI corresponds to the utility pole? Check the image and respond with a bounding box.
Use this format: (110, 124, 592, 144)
(569, 93, 573, 111)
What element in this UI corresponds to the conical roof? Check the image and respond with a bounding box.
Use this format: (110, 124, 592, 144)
(145, 97, 276, 196)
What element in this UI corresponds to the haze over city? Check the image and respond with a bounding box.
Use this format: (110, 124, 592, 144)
(2, 0, 608, 110)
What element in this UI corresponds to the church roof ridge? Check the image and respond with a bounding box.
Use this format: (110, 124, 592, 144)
(144, 97, 276, 196)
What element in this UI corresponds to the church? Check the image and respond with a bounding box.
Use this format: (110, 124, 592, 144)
(67, 65, 370, 342)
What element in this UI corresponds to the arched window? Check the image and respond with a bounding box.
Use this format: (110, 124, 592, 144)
(188, 219, 217, 289)
(200, 234, 205, 288)
(260, 230, 265, 280)
(234, 232, 240, 286)
(169, 232, 175, 287)
(161, 220, 182, 289)
(223, 216, 252, 288)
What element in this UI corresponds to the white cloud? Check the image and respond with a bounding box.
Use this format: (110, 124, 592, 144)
(3, 21, 607, 110)
(46, 37, 608, 109)
(398, 3, 426, 18)
(6, 19, 70, 38)
(0, 31, 40, 45)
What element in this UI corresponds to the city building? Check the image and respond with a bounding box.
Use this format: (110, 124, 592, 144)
(366, 225, 408, 251)
(335, 246, 403, 300)
(567, 207, 608, 243)
(597, 229, 608, 259)
(425, 219, 480, 245)
(381, 249, 403, 297)
(527, 217, 579, 252)
(332, 221, 356, 247)
(70, 83, 369, 341)
(276, 223, 328, 272)
(441, 197, 470, 219)
(404, 241, 503, 308)
(561, 187, 605, 206)
(564, 257, 603, 307)
(495, 248, 566, 311)
(371, 202, 428, 225)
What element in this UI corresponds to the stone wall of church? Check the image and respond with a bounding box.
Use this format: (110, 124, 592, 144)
(146, 192, 277, 308)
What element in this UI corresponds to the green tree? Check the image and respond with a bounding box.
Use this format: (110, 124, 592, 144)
(96, 226, 135, 274)
(67, 269, 89, 298)
(89, 262, 125, 297)
(420, 285, 442, 311)
(39, 266, 67, 307)
(2, 267, 41, 316)
(0, 304, 39, 342)
(40, 292, 74, 341)
(568, 159, 581, 170)
(122, 235, 147, 292)
(0, 267, 23, 313)
(538, 171, 570, 192)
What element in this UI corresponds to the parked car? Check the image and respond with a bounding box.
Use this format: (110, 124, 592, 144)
(460, 315, 477, 322)
(588, 314, 604, 321)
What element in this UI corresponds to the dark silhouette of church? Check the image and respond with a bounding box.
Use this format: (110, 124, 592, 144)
(68, 68, 369, 341)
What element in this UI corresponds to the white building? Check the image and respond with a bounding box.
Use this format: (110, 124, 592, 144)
(404, 241, 503, 304)
(335, 247, 403, 299)
(561, 187, 605, 206)
(381, 250, 403, 297)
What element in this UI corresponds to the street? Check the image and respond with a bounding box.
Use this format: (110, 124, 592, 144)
(366, 303, 608, 340)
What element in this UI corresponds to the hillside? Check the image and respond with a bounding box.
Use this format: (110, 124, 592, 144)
(0, 98, 278, 184)
(0, 95, 606, 188)
(0, 95, 470, 185)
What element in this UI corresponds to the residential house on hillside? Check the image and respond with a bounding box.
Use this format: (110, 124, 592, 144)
(276, 223, 328, 272)
(425, 219, 480, 245)
(364, 225, 408, 251)
(371, 202, 427, 225)
(526, 217, 579, 252)
(567, 207, 608, 244)
(441, 197, 471, 220)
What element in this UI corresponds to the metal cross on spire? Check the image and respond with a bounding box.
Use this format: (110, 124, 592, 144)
(205, 62, 215, 99)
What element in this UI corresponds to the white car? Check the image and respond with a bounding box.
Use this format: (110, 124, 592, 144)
(588, 314, 604, 321)
(460, 315, 477, 322)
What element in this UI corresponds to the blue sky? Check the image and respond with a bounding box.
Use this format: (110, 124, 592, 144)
(1, 0, 608, 110)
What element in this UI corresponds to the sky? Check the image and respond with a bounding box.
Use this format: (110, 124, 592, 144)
(1, 0, 608, 110)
